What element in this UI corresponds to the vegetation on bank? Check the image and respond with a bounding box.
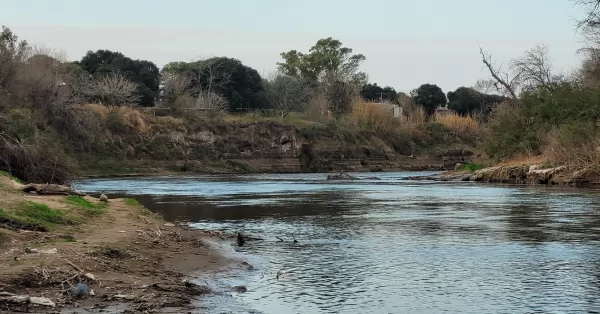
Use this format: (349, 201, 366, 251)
(2, 1, 600, 185)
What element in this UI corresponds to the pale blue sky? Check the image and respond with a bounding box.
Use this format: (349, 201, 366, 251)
(0, 0, 588, 93)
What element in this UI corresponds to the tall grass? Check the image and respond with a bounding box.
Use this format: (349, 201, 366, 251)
(351, 101, 399, 133)
(434, 113, 480, 136)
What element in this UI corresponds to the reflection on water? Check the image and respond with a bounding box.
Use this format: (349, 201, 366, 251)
(77, 172, 600, 313)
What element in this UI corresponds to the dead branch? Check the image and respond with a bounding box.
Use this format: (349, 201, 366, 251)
(479, 45, 518, 99)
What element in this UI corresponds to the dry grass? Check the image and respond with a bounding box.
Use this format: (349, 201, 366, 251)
(399, 101, 426, 125)
(351, 101, 399, 133)
(494, 155, 548, 167)
(434, 113, 480, 135)
(80, 104, 151, 133)
(542, 127, 600, 167)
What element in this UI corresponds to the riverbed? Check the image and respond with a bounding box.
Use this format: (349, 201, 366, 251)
(76, 171, 600, 313)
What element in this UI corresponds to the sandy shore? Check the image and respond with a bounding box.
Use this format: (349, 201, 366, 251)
(0, 174, 249, 313)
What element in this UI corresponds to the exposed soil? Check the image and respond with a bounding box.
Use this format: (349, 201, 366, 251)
(0, 175, 246, 313)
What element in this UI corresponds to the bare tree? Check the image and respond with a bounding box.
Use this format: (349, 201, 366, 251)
(161, 71, 192, 100)
(266, 73, 313, 117)
(479, 44, 562, 98)
(195, 90, 228, 112)
(472, 79, 497, 94)
(84, 73, 140, 106)
(15, 45, 79, 110)
(510, 45, 558, 92)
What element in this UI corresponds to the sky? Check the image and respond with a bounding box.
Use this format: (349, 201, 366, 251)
(0, 0, 590, 93)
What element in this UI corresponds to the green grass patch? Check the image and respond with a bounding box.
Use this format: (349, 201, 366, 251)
(0, 202, 77, 231)
(124, 198, 153, 216)
(9, 260, 24, 266)
(457, 163, 485, 172)
(65, 195, 107, 216)
(124, 198, 140, 206)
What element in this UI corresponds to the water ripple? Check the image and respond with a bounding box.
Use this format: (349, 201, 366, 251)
(76, 172, 600, 313)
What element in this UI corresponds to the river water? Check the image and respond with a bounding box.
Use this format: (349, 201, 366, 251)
(76, 172, 600, 313)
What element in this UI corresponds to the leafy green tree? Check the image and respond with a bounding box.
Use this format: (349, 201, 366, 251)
(360, 83, 398, 103)
(410, 84, 447, 118)
(447, 86, 507, 117)
(277, 37, 366, 84)
(161, 57, 266, 111)
(77, 50, 160, 106)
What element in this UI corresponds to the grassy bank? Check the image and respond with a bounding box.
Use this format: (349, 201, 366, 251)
(0, 172, 243, 312)
(1, 100, 480, 182)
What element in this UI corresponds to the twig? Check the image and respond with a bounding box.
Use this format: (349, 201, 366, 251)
(65, 259, 84, 273)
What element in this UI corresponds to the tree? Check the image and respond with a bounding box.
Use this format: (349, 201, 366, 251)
(447, 86, 506, 117)
(265, 74, 313, 116)
(277, 37, 366, 84)
(77, 50, 160, 106)
(161, 57, 266, 112)
(360, 83, 398, 103)
(510, 45, 560, 92)
(0, 25, 29, 91)
(410, 84, 446, 118)
(82, 73, 140, 106)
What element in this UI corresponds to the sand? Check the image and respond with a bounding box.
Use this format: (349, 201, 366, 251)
(0, 175, 247, 313)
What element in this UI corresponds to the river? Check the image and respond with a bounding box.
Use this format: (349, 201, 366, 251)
(75, 171, 600, 313)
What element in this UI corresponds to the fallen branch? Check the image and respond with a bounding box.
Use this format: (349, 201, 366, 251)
(21, 183, 86, 196)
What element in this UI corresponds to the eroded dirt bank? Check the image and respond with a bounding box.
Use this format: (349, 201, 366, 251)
(0, 175, 247, 313)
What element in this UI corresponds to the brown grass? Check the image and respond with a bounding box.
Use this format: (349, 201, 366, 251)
(542, 127, 600, 167)
(494, 155, 548, 167)
(351, 101, 399, 133)
(434, 113, 480, 135)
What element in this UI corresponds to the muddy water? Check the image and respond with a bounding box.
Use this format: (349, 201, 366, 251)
(76, 172, 600, 313)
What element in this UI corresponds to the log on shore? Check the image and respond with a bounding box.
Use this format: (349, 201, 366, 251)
(21, 183, 86, 196)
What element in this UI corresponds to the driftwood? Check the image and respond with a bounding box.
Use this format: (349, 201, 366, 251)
(21, 183, 86, 196)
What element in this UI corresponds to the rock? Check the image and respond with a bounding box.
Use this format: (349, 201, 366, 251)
(232, 285, 247, 293)
(29, 296, 55, 307)
(454, 163, 463, 171)
(240, 261, 254, 270)
(84, 273, 95, 281)
(327, 172, 359, 180)
(29, 248, 58, 254)
(164, 223, 175, 227)
(99, 194, 108, 202)
(89, 289, 96, 296)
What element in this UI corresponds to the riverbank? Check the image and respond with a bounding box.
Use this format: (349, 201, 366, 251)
(408, 160, 600, 187)
(0, 174, 247, 313)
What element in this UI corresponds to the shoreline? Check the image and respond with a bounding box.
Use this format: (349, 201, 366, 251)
(79, 163, 448, 180)
(406, 164, 600, 188)
(0, 175, 251, 313)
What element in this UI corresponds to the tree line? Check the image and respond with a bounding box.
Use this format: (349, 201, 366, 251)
(0, 26, 507, 119)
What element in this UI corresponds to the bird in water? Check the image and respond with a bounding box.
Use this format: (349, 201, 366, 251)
(237, 232, 245, 247)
